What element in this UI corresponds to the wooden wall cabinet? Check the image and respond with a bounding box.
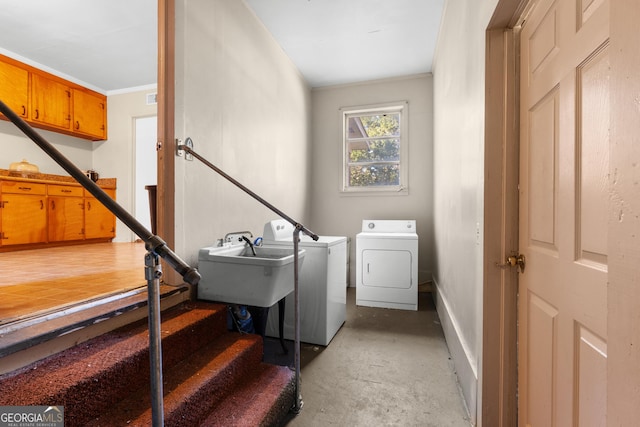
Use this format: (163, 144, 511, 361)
(0, 177, 116, 250)
(72, 89, 107, 140)
(31, 73, 72, 131)
(0, 59, 29, 119)
(0, 181, 47, 245)
(0, 54, 107, 141)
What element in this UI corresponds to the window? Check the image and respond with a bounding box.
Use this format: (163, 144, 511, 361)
(341, 102, 408, 194)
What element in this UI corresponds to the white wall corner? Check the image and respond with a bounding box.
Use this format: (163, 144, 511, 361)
(433, 278, 478, 425)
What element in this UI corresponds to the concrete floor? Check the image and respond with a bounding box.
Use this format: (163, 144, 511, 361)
(264, 288, 471, 426)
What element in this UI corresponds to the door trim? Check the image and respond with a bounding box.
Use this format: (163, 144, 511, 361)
(157, 0, 178, 284)
(483, 0, 526, 425)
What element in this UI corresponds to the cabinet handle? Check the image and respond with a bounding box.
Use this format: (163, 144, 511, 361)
(35, 109, 39, 119)
(40, 200, 44, 210)
(50, 200, 55, 210)
(75, 121, 80, 130)
(61, 189, 72, 193)
(87, 201, 91, 211)
(18, 186, 31, 191)
(21, 105, 26, 116)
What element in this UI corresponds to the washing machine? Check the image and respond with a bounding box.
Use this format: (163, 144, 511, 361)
(356, 219, 418, 311)
(262, 219, 347, 346)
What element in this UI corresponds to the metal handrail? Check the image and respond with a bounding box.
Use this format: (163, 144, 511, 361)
(177, 139, 318, 414)
(0, 99, 200, 426)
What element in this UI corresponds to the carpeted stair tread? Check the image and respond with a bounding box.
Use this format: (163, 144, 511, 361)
(0, 301, 227, 425)
(0, 300, 295, 427)
(201, 364, 295, 427)
(86, 332, 265, 426)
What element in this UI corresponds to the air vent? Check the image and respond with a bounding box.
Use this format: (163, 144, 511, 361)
(146, 93, 157, 105)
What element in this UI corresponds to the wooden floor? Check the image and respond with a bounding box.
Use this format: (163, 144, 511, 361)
(0, 242, 148, 325)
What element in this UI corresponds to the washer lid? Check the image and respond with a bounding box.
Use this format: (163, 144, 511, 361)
(264, 235, 346, 248)
(262, 219, 346, 246)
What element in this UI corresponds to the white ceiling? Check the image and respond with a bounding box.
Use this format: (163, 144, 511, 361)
(0, 0, 444, 93)
(0, 0, 158, 93)
(244, 0, 445, 88)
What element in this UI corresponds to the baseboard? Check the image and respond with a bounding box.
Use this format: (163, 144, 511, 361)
(432, 278, 477, 424)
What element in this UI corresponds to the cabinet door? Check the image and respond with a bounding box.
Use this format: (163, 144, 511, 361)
(0, 59, 29, 119)
(31, 73, 71, 130)
(48, 196, 85, 242)
(0, 194, 47, 245)
(72, 89, 107, 140)
(85, 189, 116, 239)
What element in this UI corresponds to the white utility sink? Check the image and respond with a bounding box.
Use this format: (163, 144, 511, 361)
(197, 243, 305, 307)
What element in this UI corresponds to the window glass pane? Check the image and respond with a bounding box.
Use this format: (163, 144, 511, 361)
(348, 138, 400, 163)
(342, 103, 406, 192)
(348, 163, 400, 187)
(347, 113, 400, 139)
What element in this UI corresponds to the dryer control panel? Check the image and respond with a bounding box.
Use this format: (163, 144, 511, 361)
(361, 220, 416, 233)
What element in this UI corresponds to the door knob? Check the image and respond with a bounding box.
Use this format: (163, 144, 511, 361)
(496, 253, 526, 273)
(507, 254, 525, 273)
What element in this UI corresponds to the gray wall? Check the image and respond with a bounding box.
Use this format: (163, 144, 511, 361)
(432, 0, 498, 422)
(310, 75, 434, 286)
(173, 0, 312, 267)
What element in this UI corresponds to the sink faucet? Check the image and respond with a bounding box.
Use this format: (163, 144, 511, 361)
(224, 230, 253, 243)
(241, 235, 257, 256)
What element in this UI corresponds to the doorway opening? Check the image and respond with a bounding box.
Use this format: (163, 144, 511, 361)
(134, 115, 158, 239)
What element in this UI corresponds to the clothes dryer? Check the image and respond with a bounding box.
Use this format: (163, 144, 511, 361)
(262, 219, 347, 346)
(356, 220, 418, 311)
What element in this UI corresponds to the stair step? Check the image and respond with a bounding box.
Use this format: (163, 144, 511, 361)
(86, 332, 266, 426)
(0, 301, 227, 425)
(0, 284, 188, 359)
(0, 300, 295, 427)
(201, 364, 295, 427)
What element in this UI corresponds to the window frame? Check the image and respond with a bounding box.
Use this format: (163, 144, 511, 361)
(340, 101, 409, 195)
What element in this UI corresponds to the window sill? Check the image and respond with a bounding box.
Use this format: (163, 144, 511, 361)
(340, 187, 409, 197)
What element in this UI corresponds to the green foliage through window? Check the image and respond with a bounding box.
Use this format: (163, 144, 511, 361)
(345, 109, 403, 189)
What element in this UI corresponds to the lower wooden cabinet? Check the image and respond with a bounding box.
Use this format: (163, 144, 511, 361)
(85, 189, 116, 240)
(0, 193, 47, 245)
(0, 177, 116, 250)
(0, 181, 47, 245)
(48, 184, 85, 241)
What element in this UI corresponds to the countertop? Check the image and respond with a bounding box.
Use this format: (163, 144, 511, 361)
(0, 169, 116, 189)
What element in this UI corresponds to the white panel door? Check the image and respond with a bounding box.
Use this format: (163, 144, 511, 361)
(518, 0, 609, 425)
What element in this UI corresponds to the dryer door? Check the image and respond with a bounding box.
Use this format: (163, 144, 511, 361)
(362, 249, 412, 289)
